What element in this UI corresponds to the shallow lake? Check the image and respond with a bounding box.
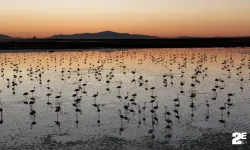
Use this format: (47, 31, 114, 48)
(0, 48, 250, 149)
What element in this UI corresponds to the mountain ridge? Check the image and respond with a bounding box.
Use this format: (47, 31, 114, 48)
(0, 34, 12, 39)
(49, 31, 161, 39)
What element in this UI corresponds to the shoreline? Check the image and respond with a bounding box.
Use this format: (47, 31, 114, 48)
(0, 47, 249, 53)
(0, 38, 250, 50)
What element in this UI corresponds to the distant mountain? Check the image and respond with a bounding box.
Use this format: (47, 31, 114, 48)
(49, 31, 160, 39)
(0, 34, 12, 39)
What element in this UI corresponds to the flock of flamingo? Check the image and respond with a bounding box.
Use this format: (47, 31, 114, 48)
(0, 48, 250, 140)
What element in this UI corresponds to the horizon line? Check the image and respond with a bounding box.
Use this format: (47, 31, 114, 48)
(1, 30, 250, 39)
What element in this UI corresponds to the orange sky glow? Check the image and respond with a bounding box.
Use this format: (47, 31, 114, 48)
(0, 0, 250, 38)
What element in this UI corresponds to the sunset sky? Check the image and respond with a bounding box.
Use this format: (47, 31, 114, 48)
(0, 0, 250, 38)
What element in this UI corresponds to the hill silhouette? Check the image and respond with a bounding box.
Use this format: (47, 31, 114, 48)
(0, 34, 12, 39)
(49, 31, 160, 39)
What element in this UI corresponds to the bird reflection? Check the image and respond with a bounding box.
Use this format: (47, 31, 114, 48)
(75, 112, 79, 128)
(219, 114, 226, 127)
(0, 108, 3, 125)
(119, 118, 124, 135)
(148, 115, 156, 140)
(30, 114, 37, 129)
(205, 99, 210, 121)
(55, 111, 61, 131)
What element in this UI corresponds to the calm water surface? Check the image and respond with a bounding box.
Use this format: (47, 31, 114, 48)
(0, 48, 250, 149)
